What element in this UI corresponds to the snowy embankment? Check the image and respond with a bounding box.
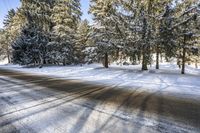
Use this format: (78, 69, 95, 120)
(0, 62, 200, 101)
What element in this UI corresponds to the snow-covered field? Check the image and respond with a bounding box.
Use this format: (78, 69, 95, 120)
(0, 62, 200, 101)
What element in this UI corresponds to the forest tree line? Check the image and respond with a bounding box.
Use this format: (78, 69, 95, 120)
(0, 0, 200, 74)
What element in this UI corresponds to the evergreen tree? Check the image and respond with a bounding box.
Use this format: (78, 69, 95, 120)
(12, 24, 43, 65)
(0, 29, 8, 60)
(114, 0, 172, 70)
(3, 9, 16, 28)
(90, 0, 120, 68)
(2, 9, 18, 63)
(158, 4, 177, 66)
(8, 0, 50, 66)
(75, 19, 91, 63)
(162, 0, 200, 74)
(175, 1, 200, 74)
(48, 0, 82, 65)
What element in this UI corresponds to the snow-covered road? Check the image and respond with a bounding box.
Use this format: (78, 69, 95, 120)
(0, 68, 199, 133)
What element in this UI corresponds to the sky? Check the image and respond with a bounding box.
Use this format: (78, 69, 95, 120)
(0, 0, 92, 28)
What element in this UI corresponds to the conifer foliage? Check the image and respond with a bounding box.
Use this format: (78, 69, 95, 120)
(2, 0, 82, 66)
(0, 0, 200, 74)
(48, 0, 82, 65)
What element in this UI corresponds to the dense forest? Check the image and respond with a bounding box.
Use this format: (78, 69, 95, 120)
(0, 0, 200, 74)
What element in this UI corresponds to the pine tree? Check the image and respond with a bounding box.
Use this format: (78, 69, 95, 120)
(0, 29, 7, 60)
(169, 0, 200, 74)
(89, 0, 120, 68)
(158, 4, 177, 67)
(10, 0, 51, 66)
(3, 9, 16, 28)
(48, 0, 82, 65)
(75, 19, 91, 63)
(2, 9, 18, 63)
(12, 24, 41, 65)
(115, 0, 171, 70)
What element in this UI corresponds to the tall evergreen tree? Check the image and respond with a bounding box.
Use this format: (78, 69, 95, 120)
(90, 0, 120, 68)
(2, 9, 17, 63)
(158, 4, 177, 67)
(12, 24, 47, 65)
(115, 0, 172, 70)
(48, 0, 82, 65)
(75, 19, 91, 63)
(3, 9, 16, 28)
(11, 0, 52, 66)
(174, 0, 200, 74)
(0, 29, 8, 60)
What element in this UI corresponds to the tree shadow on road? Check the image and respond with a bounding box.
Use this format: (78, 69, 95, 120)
(0, 69, 200, 132)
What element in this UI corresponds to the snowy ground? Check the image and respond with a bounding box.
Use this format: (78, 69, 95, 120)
(0, 62, 200, 101)
(0, 61, 200, 132)
(0, 58, 8, 65)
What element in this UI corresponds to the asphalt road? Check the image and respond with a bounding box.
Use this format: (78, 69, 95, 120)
(0, 68, 199, 133)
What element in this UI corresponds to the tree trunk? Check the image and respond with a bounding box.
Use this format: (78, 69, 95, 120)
(177, 50, 181, 68)
(141, 16, 148, 71)
(177, 59, 181, 69)
(181, 35, 187, 74)
(156, 44, 159, 69)
(142, 50, 148, 70)
(195, 59, 198, 69)
(43, 60, 46, 65)
(116, 48, 119, 60)
(7, 51, 11, 63)
(7, 55, 11, 63)
(39, 56, 44, 68)
(63, 59, 66, 66)
(160, 54, 163, 63)
(34, 61, 36, 67)
(181, 46, 186, 74)
(104, 52, 109, 68)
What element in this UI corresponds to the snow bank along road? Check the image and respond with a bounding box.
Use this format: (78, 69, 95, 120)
(0, 68, 199, 133)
